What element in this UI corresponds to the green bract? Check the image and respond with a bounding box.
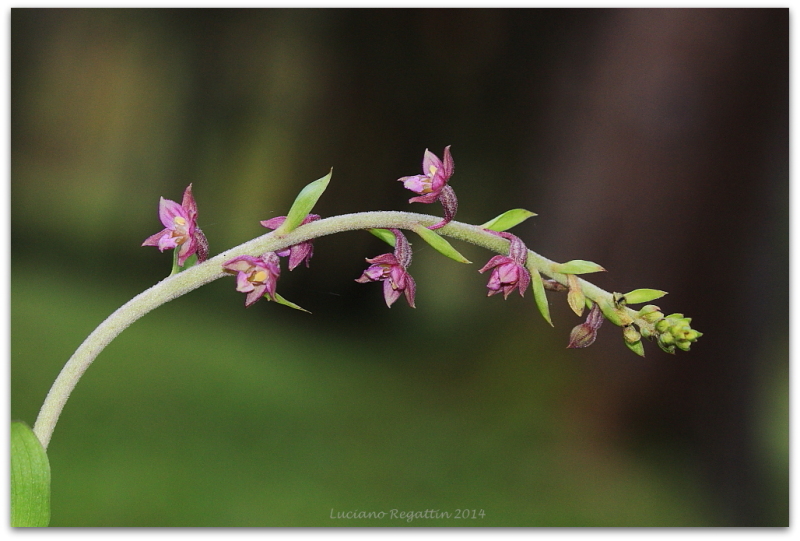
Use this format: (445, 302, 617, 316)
(625, 338, 646, 357)
(527, 266, 554, 327)
(11, 421, 50, 527)
(622, 288, 668, 305)
(277, 169, 332, 234)
(411, 224, 471, 264)
(480, 208, 537, 232)
(552, 260, 606, 274)
(271, 292, 311, 313)
(368, 228, 397, 247)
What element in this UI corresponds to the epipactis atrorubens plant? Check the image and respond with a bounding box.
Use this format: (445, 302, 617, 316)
(13, 146, 701, 526)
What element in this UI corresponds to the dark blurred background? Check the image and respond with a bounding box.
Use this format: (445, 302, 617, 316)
(11, 8, 787, 526)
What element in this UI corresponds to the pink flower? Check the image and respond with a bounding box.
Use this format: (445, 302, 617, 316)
(260, 214, 320, 270)
(222, 253, 281, 307)
(355, 229, 416, 308)
(398, 146, 457, 230)
(478, 233, 531, 299)
(142, 184, 209, 266)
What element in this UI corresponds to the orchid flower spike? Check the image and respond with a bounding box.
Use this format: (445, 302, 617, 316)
(142, 184, 209, 266)
(398, 146, 458, 230)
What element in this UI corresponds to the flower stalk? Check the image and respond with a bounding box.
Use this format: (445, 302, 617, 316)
(31, 149, 701, 451)
(32, 208, 689, 449)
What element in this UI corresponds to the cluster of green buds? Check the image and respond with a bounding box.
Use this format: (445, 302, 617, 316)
(650, 310, 703, 353)
(617, 303, 703, 355)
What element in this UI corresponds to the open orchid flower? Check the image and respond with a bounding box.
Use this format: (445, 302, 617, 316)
(478, 232, 531, 299)
(398, 146, 457, 230)
(142, 184, 209, 266)
(222, 252, 281, 307)
(355, 229, 416, 308)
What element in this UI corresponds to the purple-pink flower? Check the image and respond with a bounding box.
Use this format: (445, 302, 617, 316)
(478, 233, 531, 299)
(260, 214, 320, 270)
(355, 229, 416, 308)
(222, 253, 281, 307)
(142, 184, 209, 266)
(398, 146, 458, 230)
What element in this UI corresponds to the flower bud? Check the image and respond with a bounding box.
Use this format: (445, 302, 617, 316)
(670, 323, 691, 339)
(638, 305, 664, 323)
(567, 304, 604, 349)
(567, 323, 597, 349)
(655, 319, 672, 333)
(623, 325, 642, 344)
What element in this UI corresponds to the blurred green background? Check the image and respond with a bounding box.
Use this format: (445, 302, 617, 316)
(11, 8, 787, 526)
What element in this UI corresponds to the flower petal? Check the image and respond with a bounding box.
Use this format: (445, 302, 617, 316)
(260, 216, 287, 229)
(158, 198, 187, 230)
(181, 184, 198, 221)
(142, 229, 168, 248)
(421, 149, 442, 177)
(441, 145, 454, 179)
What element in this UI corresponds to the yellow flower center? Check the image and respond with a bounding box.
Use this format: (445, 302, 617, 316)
(174, 216, 187, 226)
(252, 270, 268, 283)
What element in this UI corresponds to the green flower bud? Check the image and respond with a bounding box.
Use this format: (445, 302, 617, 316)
(684, 330, 703, 341)
(670, 323, 691, 339)
(637, 305, 664, 323)
(623, 325, 642, 344)
(676, 340, 693, 352)
(655, 319, 671, 333)
(659, 333, 675, 346)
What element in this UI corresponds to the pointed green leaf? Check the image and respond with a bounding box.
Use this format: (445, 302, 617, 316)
(622, 288, 668, 305)
(567, 274, 585, 317)
(277, 169, 332, 234)
(11, 421, 50, 527)
(411, 224, 471, 264)
(528, 268, 553, 326)
(270, 292, 311, 313)
(368, 228, 397, 247)
(480, 209, 537, 232)
(553, 260, 606, 274)
(625, 339, 646, 357)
